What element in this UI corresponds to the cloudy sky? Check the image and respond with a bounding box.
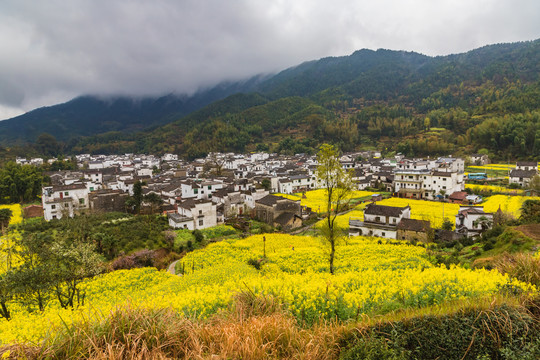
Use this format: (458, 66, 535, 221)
(0, 0, 539, 120)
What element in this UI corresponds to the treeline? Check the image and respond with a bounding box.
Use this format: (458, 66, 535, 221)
(0, 163, 43, 204)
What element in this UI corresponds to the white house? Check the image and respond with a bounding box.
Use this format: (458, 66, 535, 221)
(509, 161, 537, 187)
(169, 199, 217, 230)
(349, 203, 411, 239)
(455, 206, 493, 238)
(42, 183, 90, 221)
(394, 170, 464, 200)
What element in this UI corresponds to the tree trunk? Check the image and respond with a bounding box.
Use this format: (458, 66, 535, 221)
(329, 239, 335, 275)
(0, 301, 10, 321)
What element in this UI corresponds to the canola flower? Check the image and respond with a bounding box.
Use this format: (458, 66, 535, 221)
(0, 204, 23, 226)
(465, 184, 524, 195)
(481, 195, 540, 218)
(277, 189, 377, 213)
(321, 198, 460, 229)
(0, 233, 535, 345)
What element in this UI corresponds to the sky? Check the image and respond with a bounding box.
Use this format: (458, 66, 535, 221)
(0, 0, 539, 121)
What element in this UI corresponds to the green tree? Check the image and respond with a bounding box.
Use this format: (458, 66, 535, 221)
(0, 162, 43, 203)
(36, 133, 62, 157)
(316, 144, 354, 274)
(529, 175, 540, 192)
(441, 218, 454, 231)
(144, 192, 163, 214)
(133, 180, 144, 214)
(0, 208, 12, 234)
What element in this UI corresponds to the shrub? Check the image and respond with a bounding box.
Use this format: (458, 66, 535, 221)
(247, 258, 263, 270)
(494, 253, 540, 287)
(192, 229, 204, 243)
(340, 303, 540, 360)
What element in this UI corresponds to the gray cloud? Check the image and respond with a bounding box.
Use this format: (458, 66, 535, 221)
(0, 0, 539, 120)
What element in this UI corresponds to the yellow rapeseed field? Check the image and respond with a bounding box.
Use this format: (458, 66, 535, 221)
(481, 195, 540, 218)
(277, 189, 378, 213)
(322, 198, 460, 229)
(465, 184, 524, 195)
(0, 204, 22, 226)
(0, 234, 534, 345)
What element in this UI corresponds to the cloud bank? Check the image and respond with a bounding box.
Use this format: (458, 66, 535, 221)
(0, 0, 539, 119)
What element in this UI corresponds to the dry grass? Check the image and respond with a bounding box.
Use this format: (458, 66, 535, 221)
(1, 293, 537, 360)
(493, 252, 540, 287)
(2, 293, 346, 360)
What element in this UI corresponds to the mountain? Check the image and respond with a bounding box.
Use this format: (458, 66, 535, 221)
(2, 39, 540, 160)
(0, 78, 263, 145)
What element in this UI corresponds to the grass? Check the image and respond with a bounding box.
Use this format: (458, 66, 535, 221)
(174, 224, 240, 251)
(3, 294, 537, 360)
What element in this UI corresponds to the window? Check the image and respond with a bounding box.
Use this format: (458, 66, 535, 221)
(51, 205, 56, 210)
(194, 189, 198, 194)
(64, 203, 69, 208)
(52, 215, 57, 219)
(382, 232, 385, 237)
(79, 199, 85, 205)
(64, 191, 69, 196)
(208, 185, 211, 190)
(90, 187, 94, 191)
(199, 210, 202, 215)
(375, 216, 381, 222)
(199, 219, 203, 226)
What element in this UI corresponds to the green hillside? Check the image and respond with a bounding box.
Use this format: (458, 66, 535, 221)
(2, 39, 539, 160)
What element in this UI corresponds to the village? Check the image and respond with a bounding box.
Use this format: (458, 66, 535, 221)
(16, 151, 539, 243)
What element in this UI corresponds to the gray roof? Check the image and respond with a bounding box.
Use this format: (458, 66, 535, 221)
(364, 203, 410, 217)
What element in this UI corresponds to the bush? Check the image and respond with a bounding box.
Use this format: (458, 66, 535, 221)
(247, 258, 263, 270)
(340, 303, 540, 360)
(192, 229, 204, 243)
(494, 253, 540, 287)
(111, 249, 156, 270)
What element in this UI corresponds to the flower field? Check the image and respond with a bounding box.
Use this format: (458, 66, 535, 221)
(465, 184, 524, 195)
(0, 204, 22, 226)
(482, 195, 540, 218)
(277, 189, 378, 213)
(322, 198, 461, 229)
(0, 233, 534, 345)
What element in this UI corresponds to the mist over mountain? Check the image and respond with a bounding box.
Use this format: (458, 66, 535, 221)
(1, 39, 539, 160)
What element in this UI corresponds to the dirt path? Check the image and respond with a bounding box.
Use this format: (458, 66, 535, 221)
(168, 260, 179, 275)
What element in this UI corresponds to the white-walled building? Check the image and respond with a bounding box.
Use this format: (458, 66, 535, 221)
(349, 203, 411, 239)
(455, 206, 493, 238)
(42, 183, 90, 221)
(169, 199, 217, 230)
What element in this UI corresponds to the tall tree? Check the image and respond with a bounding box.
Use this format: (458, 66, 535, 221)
(0, 208, 12, 234)
(133, 180, 144, 214)
(144, 192, 163, 214)
(316, 144, 354, 274)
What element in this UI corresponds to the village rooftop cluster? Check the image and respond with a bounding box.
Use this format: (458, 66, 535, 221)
(20, 151, 539, 241)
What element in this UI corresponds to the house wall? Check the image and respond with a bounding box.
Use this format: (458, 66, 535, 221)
(192, 203, 217, 230)
(351, 225, 396, 239)
(397, 229, 429, 242)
